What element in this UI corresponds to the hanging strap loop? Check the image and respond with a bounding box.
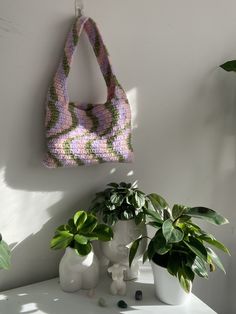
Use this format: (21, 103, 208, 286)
(52, 16, 119, 104)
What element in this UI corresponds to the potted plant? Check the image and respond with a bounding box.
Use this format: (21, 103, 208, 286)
(90, 181, 148, 279)
(0, 233, 11, 270)
(129, 193, 230, 305)
(50, 210, 113, 292)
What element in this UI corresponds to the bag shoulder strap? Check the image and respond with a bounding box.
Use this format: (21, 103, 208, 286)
(51, 16, 124, 103)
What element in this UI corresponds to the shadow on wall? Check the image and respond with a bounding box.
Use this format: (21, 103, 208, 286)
(0, 189, 103, 291)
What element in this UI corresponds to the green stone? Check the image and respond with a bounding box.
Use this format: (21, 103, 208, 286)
(98, 297, 107, 307)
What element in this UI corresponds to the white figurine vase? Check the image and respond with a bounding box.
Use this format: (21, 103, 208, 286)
(151, 262, 192, 305)
(59, 247, 99, 292)
(101, 220, 147, 280)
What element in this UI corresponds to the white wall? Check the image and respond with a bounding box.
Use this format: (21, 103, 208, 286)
(0, 0, 236, 313)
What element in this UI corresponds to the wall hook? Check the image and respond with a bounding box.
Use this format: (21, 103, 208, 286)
(75, 0, 84, 18)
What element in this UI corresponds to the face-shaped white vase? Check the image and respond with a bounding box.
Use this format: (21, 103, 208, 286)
(101, 220, 147, 280)
(59, 247, 99, 292)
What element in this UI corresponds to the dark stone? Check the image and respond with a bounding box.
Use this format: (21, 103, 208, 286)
(117, 300, 128, 309)
(135, 290, 143, 301)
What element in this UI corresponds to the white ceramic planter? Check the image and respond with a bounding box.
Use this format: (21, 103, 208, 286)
(101, 219, 147, 280)
(151, 261, 192, 305)
(59, 247, 99, 292)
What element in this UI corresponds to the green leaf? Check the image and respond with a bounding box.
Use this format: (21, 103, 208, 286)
(148, 221, 162, 229)
(80, 215, 97, 234)
(110, 193, 124, 205)
(67, 219, 77, 233)
(191, 256, 208, 278)
(184, 237, 208, 262)
(199, 234, 230, 254)
(220, 60, 236, 72)
(206, 247, 226, 274)
(74, 242, 92, 256)
(129, 238, 142, 267)
(185, 207, 229, 225)
(120, 182, 128, 188)
(134, 192, 146, 209)
(167, 254, 180, 276)
(131, 180, 138, 189)
(55, 225, 67, 233)
(135, 212, 144, 225)
(74, 211, 87, 230)
(172, 205, 188, 220)
(178, 270, 191, 293)
(183, 264, 195, 282)
(153, 230, 172, 255)
(108, 182, 119, 188)
(50, 231, 74, 249)
(121, 209, 134, 220)
(74, 234, 88, 245)
(147, 193, 169, 211)
(162, 219, 184, 243)
(144, 207, 163, 224)
(92, 224, 113, 241)
(0, 241, 11, 270)
(177, 215, 192, 223)
(147, 240, 156, 260)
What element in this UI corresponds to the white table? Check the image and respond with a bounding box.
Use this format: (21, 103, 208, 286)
(0, 266, 216, 314)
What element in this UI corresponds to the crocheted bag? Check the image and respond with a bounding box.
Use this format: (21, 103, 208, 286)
(44, 16, 133, 168)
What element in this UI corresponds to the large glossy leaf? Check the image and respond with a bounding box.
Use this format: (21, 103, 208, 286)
(80, 215, 97, 234)
(67, 219, 77, 233)
(0, 241, 11, 270)
(129, 237, 143, 267)
(167, 254, 180, 276)
(134, 192, 146, 209)
(191, 256, 208, 278)
(172, 205, 189, 220)
(178, 270, 191, 293)
(144, 207, 163, 224)
(183, 237, 208, 262)
(147, 193, 169, 211)
(206, 247, 226, 274)
(199, 234, 230, 254)
(74, 234, 88, 245)
(74, 211, 87, 230)
(147, 240, 156, 260)
(74, 242, 92, 256)
(50, 231, 73, 249)
(183, 265, 195, 282)
(110, 193, 124, 206)
(162, 219, 184, 243)
(153, 230, 172, 255)
(220, 60, 236, 72)
(92, 224, 113, 241)
(134, 212, 144, 225)
(185, 207, 228, 225)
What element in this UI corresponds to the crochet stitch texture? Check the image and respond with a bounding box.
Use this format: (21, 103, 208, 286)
(44, 16, 134, 168)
